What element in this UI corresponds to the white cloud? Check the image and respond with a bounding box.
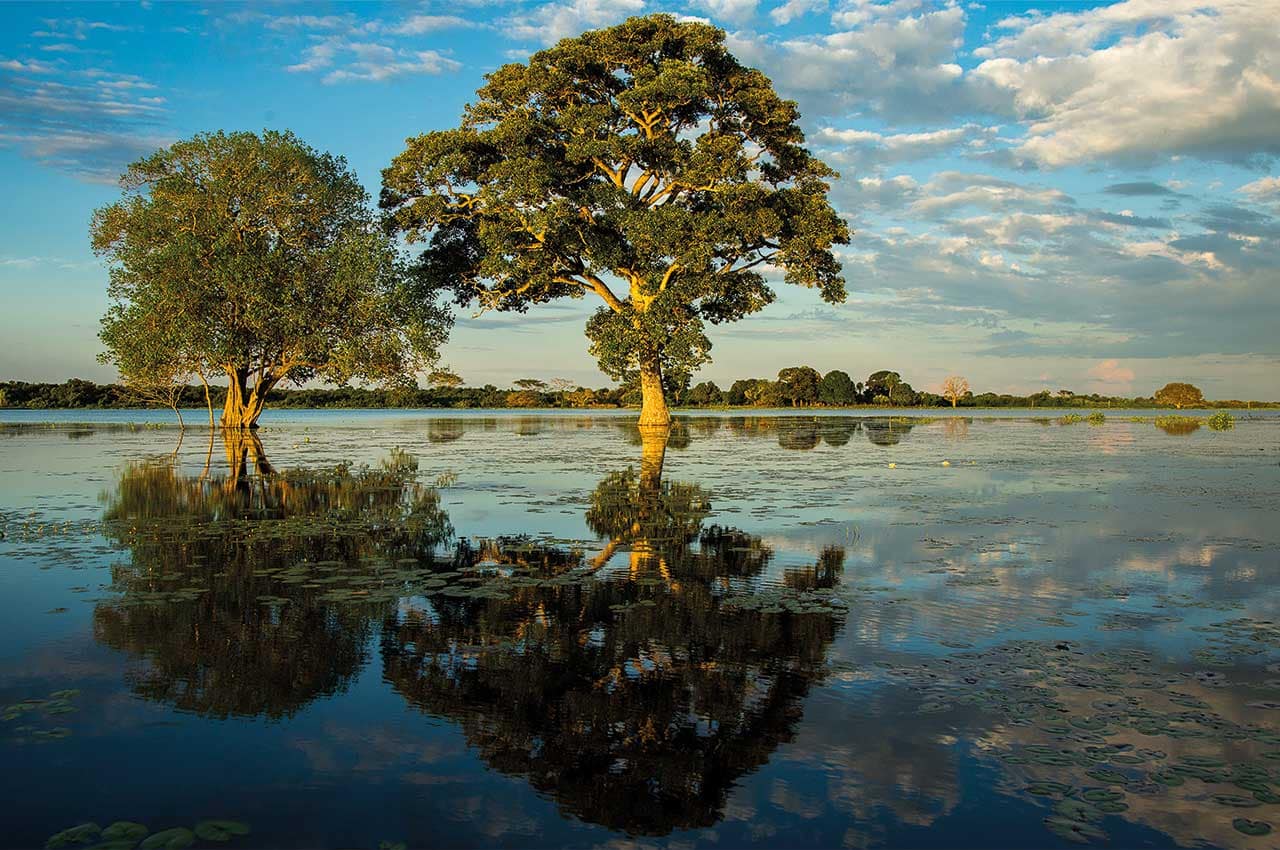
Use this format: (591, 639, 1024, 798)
(816, 123, 993, 167)
(725, 3, 968, 120)
(389, 15, 477, 35)
(1086, 359, 1135, 388)
(0, 59, 58, 74)
(909, 172, 1071, 216)
(32, 18, 132, 41)
(286, 40, 461, 83)
(261, 14, 355, 31)
(768, 0, 826, 25)
(501, 0, 646, 45)
(1238, 176, 1280, 200)
(691, 0, 760, 24)
(970, 0, 1280, 167)
(0, 60, 169, 181)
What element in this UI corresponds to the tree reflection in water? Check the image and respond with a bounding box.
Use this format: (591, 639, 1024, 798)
(93, 429, 846, 835)
(95, 433, 452, 719)
(381, 429, 846, 835)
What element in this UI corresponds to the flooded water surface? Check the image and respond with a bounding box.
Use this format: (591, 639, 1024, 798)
(2, 412, 1278, 849)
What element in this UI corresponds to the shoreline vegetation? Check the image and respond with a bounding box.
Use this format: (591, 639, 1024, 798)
(1, 378, 1274, 415)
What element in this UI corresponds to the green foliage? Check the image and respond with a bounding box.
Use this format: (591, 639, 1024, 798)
(1154, 415, 1201, 435)
(4, 375, 1270, 412)
(1154, 382, 1205, 409)
(1059, 413, 1084, 425)
(817, 370, 858, 406)
(865, 370, 901, 400)
(94, 130, 450, 427)
(382, 14, 848, 411)
(1207, 411, 1235, 430)
(777, 366, 821, 406)
(888, 382, 918, 407)
(427, 368, 463, 388)
(1086, 411, 1106, 425)
(744, 380, 786, 407)
(686, 380, 725, 406)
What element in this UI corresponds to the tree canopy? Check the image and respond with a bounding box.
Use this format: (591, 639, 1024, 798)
(1154, 382, 1205, 409)
(94, 130, 450, 429)
(818, 369, 858, 406)
(381, 14, 848, 427)
(777, 366, 821, 406)
(941, 375, 970, 408)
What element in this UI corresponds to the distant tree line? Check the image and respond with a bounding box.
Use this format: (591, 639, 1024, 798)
(2, 375, 1271, 412)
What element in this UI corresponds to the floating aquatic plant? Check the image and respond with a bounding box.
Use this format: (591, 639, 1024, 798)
(1208, 411, 1235, 431)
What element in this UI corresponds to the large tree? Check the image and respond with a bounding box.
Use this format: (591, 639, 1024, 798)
(381, 14, 849, 428)
(1153, 382, 1205, 409)
(94, 130, 450, 430)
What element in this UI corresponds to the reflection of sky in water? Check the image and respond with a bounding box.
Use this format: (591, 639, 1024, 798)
(0, 413, 1278, 849)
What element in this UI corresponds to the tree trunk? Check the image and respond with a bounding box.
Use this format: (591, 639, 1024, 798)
(639, 427, 668, 491)
(637, 354, 671, 429)
(631, 427, 670, 580)
(222, 430, 275, 484)
(197, 372, 214, 431)
(220, 367, 271, 430)
(951, 397, 957, 408)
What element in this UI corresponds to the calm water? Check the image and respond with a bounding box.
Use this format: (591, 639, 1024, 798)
(1, 412, 1278, 849)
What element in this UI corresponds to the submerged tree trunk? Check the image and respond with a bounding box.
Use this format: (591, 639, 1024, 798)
(639, 426, 667, 491)
(222, 430, 276, 484)
(637, 354, 671, 429)
(631, 427, 670, 579)
(220, 367, 273, 430)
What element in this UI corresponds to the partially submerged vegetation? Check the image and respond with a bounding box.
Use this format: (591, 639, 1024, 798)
(1208, 411, 1236, 431)
(1155, 415, 1202, 435)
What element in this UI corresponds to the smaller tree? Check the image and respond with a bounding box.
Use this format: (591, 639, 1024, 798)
(818, 370, 857, 406)
(865, 370, 901, 403)
(726, 379, 755, 406)
(941, 375, 970, 408)
(686, 381, 725, 406)
(745, 380, 786, 408)
(514, 379, 547, 391)
(428, 368, 464, 389)
(1154, 382, 1205, 409)
(549, 378, 577, 394)
(94, 130, 450, 431)
(506, 390, 541, 408)
(565, 387, 597, 407)
(889, 382, 917, 407)
(777, 367, 821, 407)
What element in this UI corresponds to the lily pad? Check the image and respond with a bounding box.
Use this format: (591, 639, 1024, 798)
(101, 823, 148, 842)
(1213, 793, 1262, 808)
(46, 823, 101, 849)
(138, 829, 193, 850)
(192, 821, 249, 843)
(1233, 818, 1272, 836)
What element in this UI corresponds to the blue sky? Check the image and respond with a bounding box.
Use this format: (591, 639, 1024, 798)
(1, 0, 1277, 398)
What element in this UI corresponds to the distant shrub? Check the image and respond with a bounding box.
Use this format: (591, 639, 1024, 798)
(1086, 411, 1106, 425)
(1207, 411, 1235, 431)
(1155, 415, 1201, 435)
(1058, 413, 1084, 425)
